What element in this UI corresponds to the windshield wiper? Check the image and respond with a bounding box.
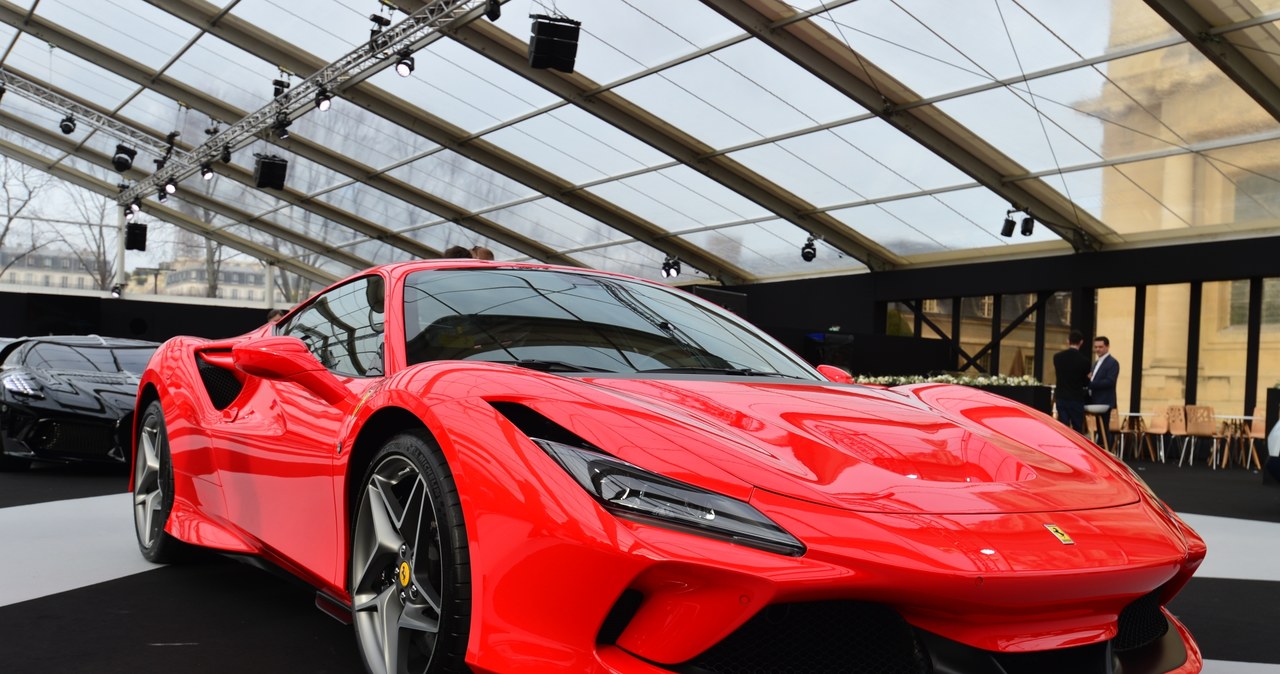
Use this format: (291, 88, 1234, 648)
(495, 359, 614, 373)
(638, 366, 801, 378)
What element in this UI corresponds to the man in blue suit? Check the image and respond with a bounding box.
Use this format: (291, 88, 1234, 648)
(1088, 335, 1120, 447)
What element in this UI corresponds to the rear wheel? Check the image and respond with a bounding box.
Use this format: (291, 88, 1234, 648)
(350, 431, 470, 674)
(132, 400, 185, 563)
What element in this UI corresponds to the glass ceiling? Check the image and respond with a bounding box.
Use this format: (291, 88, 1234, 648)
(0, 0, 1278, 288)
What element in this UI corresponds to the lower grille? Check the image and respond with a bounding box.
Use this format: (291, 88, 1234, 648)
(1114, 589, 1168, 652)
(673, 601, 929, 674)
(29, 419, 116, 456)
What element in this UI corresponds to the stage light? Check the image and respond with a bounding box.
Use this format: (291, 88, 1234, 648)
(163, 178, 177, 195)
(111, 144, 136, 172)
(1001, 216, 1016, 237)
(110, 284, 123, 299)
(485, 0, 501, 21)
(273, 113, 291, 140)
(59, 114, 76, 134)
(201, 163, 213, 180)
(0, 83, 6, 102)
(315, 87, 333, 111)
(125, 209, 135, 222)
(660, 256, 681, 278)
(272, 78, 290, 98)
(157, 187, 168, 203)
(129, 199, 141, 215)
(394, 50, 415, 77)
(1021, 215, 1035, 236)
(801, 236, 817, 262)
(220, 143, 232, 164)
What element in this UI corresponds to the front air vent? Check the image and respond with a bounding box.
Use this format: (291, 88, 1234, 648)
(1113, 589, 1168, 652)
(488, 401, 593, 450)
(197, 354, 244, 410)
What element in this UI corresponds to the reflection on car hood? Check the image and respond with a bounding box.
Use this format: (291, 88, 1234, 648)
(579, 376, 1138, 515)
(23, 369, 140, 418)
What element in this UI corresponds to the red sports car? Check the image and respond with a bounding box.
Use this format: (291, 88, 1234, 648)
(131, 260, 1205, 674)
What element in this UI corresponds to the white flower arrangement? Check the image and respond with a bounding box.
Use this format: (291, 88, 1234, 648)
(853, 373, 1042, 387)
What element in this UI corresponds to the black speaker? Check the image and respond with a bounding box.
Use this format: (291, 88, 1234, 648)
(253, 154, 288, 190)
(528, 15, 580, 73)
(125, 222, 147, 251)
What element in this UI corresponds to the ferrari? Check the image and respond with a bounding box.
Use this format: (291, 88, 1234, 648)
(131, 260, 1205, 674)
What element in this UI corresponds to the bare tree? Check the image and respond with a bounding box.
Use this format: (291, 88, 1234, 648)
(56, 186, 118, 290)
(0, 157, 54, 279)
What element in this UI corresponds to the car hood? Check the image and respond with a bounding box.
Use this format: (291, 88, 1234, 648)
(577, 376, 1138, 515)
(29, 369, 140, 418)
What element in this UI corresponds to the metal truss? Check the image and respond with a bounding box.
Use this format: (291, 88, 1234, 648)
(118, 0, 485, 205)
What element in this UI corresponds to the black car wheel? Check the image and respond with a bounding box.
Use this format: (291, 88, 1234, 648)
(351, 431, 470, 674)
(132, 400, 185, 563)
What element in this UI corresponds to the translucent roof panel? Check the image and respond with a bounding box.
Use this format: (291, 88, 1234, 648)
(389, 220, 524, 261)
(613, 39, 858, 149)
(827, 187, 1061, 256)
(584, 165, 771, 232)
(572, 241, 696, 284)
(384, 149, 539, 213)
(483, 197, 623, 251)
(485, 0, 745, 85)
(162, 33, 279, 114)
(253, 205, 366, 246)
(255, 151, 353, 197)
(679, 220, 868, 279)
(228, 0, 365, 63)
(347, 238, 411, 267)
(289, 103, 441, 171)
(366, 38, 561, 134)
(33, 0, 200, 71)
(729, 117, 974, 209)
(0, 92, 94, 147)
(314, 183, 437, 233)
(481, 105, 673, 185)
(810, 0, 1177, 100)
(0, 126, 67, 162)
(4, 34, 141, 110)
(116, 88, 195, 142)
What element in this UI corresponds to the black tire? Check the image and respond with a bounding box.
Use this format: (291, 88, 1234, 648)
(350, 430, 471, 674)
(132, 400, 186, 563)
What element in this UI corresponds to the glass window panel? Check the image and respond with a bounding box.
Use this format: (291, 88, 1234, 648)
(314, 183, 436, 233)
(1139, 283, 1190, 412)
(116, 88, 198, 141)
(729, 117, 973, 208)
(1096, 287, 1135, 410)
(6, 35, 141, 110)
(887, 301, 917, 337)
(163, 33, 279, 114)
(614, 39, 856, 148)
(933, 86, 1104, 174)
(262, 205, 365, 245)
(56, 154, 115, 183)
(1258, 279, 1280, 423)
(957, 295, 994, 374)
(229, 0, 364, 62)
(998, 293, 1039, 379)
(1207, 139, 1280, 231)
(586, 166, 770, 232)
(484, 0, 744, 85)
(290, 104, 440, 170)
(348, 239, 413, 267)
(678, 220, 867, 280)
(571, 241, 698, 283)
(483, 197, 621, 251)
(1196, 280, 1249, 415)
(482, 106, 671, 185)
(828, 187, 1062, 256)
(35, 0, 199, 70)
(395, 221, 524, 261)
(367, 38, 561, 134)
(0, 94, 94, 146)
(385, 150, 538, 212)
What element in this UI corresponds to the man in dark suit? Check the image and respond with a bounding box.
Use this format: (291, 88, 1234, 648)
(1088, 335, 1121, 447)
(1052, 330, 1090, 432)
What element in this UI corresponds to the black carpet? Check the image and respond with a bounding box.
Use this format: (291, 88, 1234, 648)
(1169, 577, 1280, 665)
(0, 462, 128, 508)
(1127, 458, 1280, 523)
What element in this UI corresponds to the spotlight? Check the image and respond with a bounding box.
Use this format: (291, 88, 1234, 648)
(273, 113, 291, 140)
(220, 143, 232, 164)
(660, 256, 681, 278)
(369, 14, 391, 28)
(1001, 216, 1016, 237)
(0, 82, 6, 101)
(1021, 215, 1035, 236)
(315, 87, 333, 112)
(485, 0, 501, 21)
(164, 178, 177, 195)
(125, 209, 135, 222)
(200, 163, 213, 180)
(394, 50, 415, 77)
(111, 144, 136, 172)
(157, 187, 168, 203)
(800, 236, 817, 262)
(129, 198, 141, 214)
(110, 284, 123, 299)
(59, 114, 75, 134)
(272, 78, 291, 98)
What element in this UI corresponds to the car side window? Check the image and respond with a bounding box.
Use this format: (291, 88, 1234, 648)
(280, 276, 385, 378)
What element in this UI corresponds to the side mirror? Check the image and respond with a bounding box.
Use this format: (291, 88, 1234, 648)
(816, 364, 854, 384)
(232, 336, 353, 408)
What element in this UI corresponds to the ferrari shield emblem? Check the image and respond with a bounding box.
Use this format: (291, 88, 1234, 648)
(1044, 524, 1074, 545)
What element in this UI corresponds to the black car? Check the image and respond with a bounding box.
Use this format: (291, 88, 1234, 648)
(0, 335, 158, 470)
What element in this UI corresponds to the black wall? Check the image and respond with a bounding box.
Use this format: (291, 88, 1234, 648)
(0, 291, 269, 342)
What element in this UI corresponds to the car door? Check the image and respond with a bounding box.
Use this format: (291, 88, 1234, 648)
(215, 275, 386, 586)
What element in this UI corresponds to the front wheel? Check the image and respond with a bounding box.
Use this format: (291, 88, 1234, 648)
(132, 400, 185, 563)
(351, 431, 471, 674)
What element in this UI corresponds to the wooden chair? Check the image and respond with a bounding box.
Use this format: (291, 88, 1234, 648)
(1241, 411, 1266, 471)
(1183, 405, 1227, 469)
(1169, 406, 1193, 466)
(1141, 408, 1169, 462)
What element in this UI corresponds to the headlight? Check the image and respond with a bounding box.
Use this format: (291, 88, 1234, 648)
(535, 438, 805, 556)
(1, 372, 43, 399)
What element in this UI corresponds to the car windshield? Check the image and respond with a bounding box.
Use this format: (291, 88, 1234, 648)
(403, 268, 819, 379)
(25, 343, 156, 375)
